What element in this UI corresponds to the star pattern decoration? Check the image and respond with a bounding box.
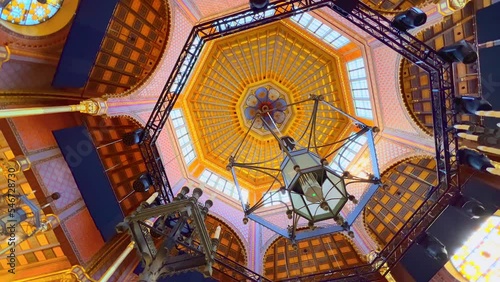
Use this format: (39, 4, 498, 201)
(244, 87, 288, 132)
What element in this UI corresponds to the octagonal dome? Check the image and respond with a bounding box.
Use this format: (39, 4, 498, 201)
(181, 22, 353, 190)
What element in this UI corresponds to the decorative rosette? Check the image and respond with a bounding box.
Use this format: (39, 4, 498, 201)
(244, 87, 288, 130)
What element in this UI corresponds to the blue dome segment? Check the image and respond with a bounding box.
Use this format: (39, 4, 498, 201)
(255, 87, 269, 102)
(244, 107, 258, 120)
(273, 98, 287, 111)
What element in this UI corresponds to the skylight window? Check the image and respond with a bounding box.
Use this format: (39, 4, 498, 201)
(291, 12, 351, 49)
(169, 35, 202, 94)
(347, 58, 373, 119)
(329, 133, 368, 173)
(262, 190, 290, 207)
(171, 109, 196, 165)
(199, 169, 249, 203)
(214, 6, 276, 32)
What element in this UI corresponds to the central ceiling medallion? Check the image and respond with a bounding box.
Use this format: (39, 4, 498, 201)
(241, 83, 292, 136)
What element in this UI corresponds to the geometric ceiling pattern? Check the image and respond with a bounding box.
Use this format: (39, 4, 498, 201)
(263, 232, 369, 281)
(181, 22, 352, 191)
(84, 0, 170, 97)
(364, 157, 438, 246)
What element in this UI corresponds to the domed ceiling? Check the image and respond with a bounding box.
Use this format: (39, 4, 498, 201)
(181, 21, 363, 192)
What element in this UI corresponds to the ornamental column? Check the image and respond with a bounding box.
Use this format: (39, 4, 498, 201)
(0, 98, 108, 118)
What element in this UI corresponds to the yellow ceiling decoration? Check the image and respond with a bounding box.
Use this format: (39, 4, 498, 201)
(181, 22, 352, 191)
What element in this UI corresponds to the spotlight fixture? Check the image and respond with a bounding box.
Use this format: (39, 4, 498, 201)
(416, 232, 448, 261)
(458, 148, 494, 172)
(437, 40, 478, 64)
(122, 128, 145, 146)
(391, 7, 427, 31)
(454, 96, 493, 115)
(133, 173, 153, 192)
(249, 0, 269, 12)
(450, 193, 487, 219)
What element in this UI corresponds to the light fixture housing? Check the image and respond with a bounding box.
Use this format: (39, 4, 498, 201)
(437, 40, 478, 64)
(281, 149, 348, 222)
(250, 0, 269, 12)
(391, 7, 427, 31)
(133, 173, 153, 192)
(227, 94, 382, 242)
(416, 232, 448, 261)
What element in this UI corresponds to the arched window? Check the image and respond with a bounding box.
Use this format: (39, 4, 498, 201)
(450, 214, 500, 281)
(0, 0, 63, 26)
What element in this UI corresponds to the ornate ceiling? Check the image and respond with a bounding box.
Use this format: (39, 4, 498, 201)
(181, 21, 359, 191)
(263, 232, 369, 281)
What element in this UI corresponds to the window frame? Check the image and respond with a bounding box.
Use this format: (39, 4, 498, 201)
(199, 169, 249, 203)
(346, 58, 374, 120)
(171, 109, 196, 165)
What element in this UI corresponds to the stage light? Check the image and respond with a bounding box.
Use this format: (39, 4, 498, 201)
(249, 0, 269, 12)
(332, 0, 359, 17)
(391, 7, 427, 31)
(458, 148, 494, 172)
(416, 232, 448, 261)
(455, 96, 493, 115)
(133, 173, 153, 192)
(122, 129, 145, 146)
(437, 40, 478, 64)
(450, 193, 487, 219)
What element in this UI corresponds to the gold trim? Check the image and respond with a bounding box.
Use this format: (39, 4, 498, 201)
(0, 0, 80, 37)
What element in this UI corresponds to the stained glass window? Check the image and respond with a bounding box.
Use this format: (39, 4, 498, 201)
(451, 215, 500, 282)
(0, 0, 63, 26)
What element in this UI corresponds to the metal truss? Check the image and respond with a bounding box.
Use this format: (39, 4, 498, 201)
(139, 0, 461, 280)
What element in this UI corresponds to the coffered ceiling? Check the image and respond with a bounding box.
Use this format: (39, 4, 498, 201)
(180, 21, 360, 191)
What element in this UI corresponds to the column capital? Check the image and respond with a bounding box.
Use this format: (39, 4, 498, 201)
(79, 98, 108, 116)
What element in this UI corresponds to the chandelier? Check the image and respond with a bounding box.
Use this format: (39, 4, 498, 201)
(227, 94, 382, 244)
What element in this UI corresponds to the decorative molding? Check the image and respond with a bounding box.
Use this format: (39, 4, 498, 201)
(60, 205, 88, 265)
(31, 158, 83, 214)
(173, 0, 202, 23)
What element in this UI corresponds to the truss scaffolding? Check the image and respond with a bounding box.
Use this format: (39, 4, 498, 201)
(138, 0, 461, 280)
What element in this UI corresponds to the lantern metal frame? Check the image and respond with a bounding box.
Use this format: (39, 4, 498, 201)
(227, 94, 382, 242)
